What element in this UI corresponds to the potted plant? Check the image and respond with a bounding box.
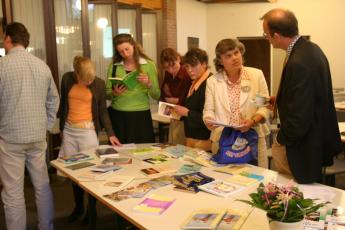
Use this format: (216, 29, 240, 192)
(237, 181, 329, 229)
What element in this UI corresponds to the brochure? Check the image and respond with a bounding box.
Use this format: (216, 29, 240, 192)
(214, 165, 251, 175)
(108, 70, 139, 90)
(198, 180, 244, 198)
(225, 172, 264, 186)
(100, 175, 135, 190)
(163, 144, 189, 158)
(176, 164, 201, 175)
(172, 172, 214, 193)
(65, 161, 95, 170)
(206, 120, 243, 129)
(181, 208, 226, 229)
(217, 209, 248, 230)
(141, 165, 176, 178)
(102, 157, 132, 165)
(89, 164, 121, 172)
(133, 194, 175, 215)
(142, 154, 170, 165)
(158, 101, 181, 120)
(78, 170, 113, 181)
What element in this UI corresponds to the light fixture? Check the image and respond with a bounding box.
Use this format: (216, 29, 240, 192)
(97, 18, 108, 29)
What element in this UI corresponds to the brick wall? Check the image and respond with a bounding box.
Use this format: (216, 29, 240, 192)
(162, 0, 177, 50)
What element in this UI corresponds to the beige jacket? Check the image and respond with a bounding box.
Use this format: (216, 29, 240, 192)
(203, 66, 270, 146)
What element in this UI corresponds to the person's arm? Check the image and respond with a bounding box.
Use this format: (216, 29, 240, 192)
(203, 77, 216, 130)
(253, 70, 270, 123)
(145, 61, 160, 100)
(97, 79, 121, 146)
(46, 70, 60, 132)
(277, 63, 314, 145)
(105, 63, 114, 100)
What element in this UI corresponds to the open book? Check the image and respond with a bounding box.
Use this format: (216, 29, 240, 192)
(158, 101, 181, 120)
(108, 70, 139, 90)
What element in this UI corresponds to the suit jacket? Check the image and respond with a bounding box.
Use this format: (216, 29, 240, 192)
(203, 66, 270, 144)
(276, 37, 342, 183)
(59, 72, 115, 137)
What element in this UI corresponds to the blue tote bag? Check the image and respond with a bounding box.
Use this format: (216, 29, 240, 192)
(212, 127, 258, 164)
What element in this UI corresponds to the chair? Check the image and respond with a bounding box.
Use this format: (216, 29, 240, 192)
(322, 156, 345, 187)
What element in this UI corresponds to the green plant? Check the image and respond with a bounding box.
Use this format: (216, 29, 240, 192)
(237, 181, 329, 223)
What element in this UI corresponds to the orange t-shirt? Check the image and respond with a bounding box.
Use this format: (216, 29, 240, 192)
(67, 84, 93, 123)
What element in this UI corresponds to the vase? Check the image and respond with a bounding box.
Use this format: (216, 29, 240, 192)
(268, 219, 303, 230)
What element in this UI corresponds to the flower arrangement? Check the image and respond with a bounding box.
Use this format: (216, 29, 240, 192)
(238, 181, 329, 223)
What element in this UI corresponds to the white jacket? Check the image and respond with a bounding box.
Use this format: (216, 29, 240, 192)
(203, 66, 270, 143)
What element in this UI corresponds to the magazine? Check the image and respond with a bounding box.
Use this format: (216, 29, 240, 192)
(100, 175, 135, 190)
(183, 149, 212, 167)
(158, 101, 181, 120)
(198, 180, 244, 198)
(108, 70, 139, 90)
(163, 144, 189, 158)
(181, 208, 226, 229)
(58, 153, 92, 164)
(207, 120, 244, 129)
(217, 209, 248, 230)
(132, 194, 175, 215)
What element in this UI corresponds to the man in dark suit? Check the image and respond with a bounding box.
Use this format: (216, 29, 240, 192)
(261, 8, 342, 183)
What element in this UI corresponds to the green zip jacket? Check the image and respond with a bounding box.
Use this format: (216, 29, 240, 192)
(106, 58, 160, 111)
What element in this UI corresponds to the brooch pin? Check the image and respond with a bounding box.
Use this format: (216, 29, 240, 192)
(241, 86, 251, 92)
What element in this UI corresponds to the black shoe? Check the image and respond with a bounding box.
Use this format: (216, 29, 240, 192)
(68, 208, 84, 223)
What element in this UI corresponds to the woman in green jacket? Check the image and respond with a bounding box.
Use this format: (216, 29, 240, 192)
(106, 34, 160, 143)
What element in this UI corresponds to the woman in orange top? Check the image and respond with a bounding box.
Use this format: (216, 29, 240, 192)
(58, 56, 120, 224)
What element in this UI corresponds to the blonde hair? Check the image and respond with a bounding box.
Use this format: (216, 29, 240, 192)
(73, 56, 96, 82)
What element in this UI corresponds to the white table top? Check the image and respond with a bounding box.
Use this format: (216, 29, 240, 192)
(51, 144, 345, 230)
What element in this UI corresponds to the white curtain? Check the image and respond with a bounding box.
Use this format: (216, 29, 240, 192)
(142, 13, 157, 63)
(88, 4, 113, 82)
(54, 0, 83, 86)
(118, 9, 136, 39)
(12, 0, 46, 61)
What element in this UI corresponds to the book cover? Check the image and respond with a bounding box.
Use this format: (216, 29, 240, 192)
(183, 150, 212, 167)
(225, 172, 264, 186)
(141, 165, 176, 177)
(104, 182, 153, 201)
(172, 172, 214, 193)
(133, 194, 175, 215)
(58, 153, 92, 164)
(65, 161, 95, 170)
(176, 164, 201, 175)
(89, 164, 121, 172)
(95, 147, 119, 158)
(78, 170, 113, 181)
(181, 208, 226, 229)
(158, 101, 181, 120)
(108, 70, 139, 90)
(163, 144, 189, 158)
(217, 209, 248, 230)
(129, 147, 156, 155)
(214, 165, 251, 175)
(142, 154, 169, 165)
(102, 157, 132, 165)
(198, 180, 244, 198)
(101, 175, 135, 189)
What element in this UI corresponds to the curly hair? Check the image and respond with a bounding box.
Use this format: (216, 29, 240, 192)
(214, 39, 245, 72)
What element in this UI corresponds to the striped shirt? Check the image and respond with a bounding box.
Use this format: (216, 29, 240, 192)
(0, 46, 59, 143)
